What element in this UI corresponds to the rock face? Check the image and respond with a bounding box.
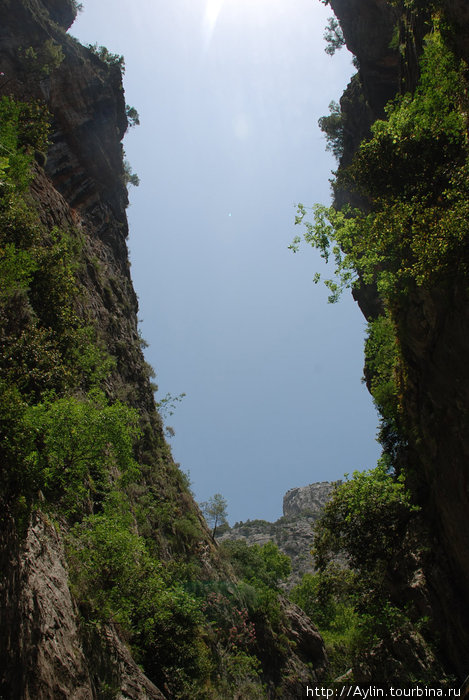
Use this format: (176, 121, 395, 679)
(0, 513, 165, 700)
(328, 0, 469, 680)
(218, 482, 337, 587)
(283, 482, 338, 518)
(0, 2, 328, 696)
(0, 3, 188, 695)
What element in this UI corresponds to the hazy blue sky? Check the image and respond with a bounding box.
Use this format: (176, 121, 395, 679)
(72, 0, 381, 525)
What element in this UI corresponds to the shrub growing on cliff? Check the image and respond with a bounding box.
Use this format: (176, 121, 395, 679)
(313, 463, 416, 572)
(123, 158, 139, 187)
(125, 104, 140, 129)
(324, 16, 345, 56)
(87, 43, 125, 73)
(19, 40, 64, 77)
(293, 29, 469, 302)
(25, 391, 141, 518)
(67, 502, 209, 695)
(318, 100, 344, 160)
(0, 96, 50, 189)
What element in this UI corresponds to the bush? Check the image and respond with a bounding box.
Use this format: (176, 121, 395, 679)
(220, 540, 291, 590)
(318, 101, 344, 159)
(0, 96, 50, 190)
(313, 463, 416, 573)
(24, 391, 141, 518)
(67, 504, 208, 695)
(19, 40, 64, 77)
(294, 29, 469, 302)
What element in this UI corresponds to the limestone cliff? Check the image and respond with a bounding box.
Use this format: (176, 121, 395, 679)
(325, 0, 469, 680)
(0, 1, 327, 696)
(218, 482, 337, 588)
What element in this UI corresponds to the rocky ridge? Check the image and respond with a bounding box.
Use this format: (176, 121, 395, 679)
(218, 482, 337, 587)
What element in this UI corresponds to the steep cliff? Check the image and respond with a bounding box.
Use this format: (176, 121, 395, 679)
(306, 0, 469, 681)
(218, 482, 337, 588)
(0, 1, 327, 697)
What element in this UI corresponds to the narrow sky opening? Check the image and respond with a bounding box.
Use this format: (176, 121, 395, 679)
(72, 0, 381, 525)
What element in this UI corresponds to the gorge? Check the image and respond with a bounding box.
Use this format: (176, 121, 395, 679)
(1, 0, 469, 696)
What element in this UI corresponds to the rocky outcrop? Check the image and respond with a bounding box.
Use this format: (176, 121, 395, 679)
(331, 0, 399, 116)
(0, 513, 165, 699)
(0, 0, 213, 692)
(0, 513, 93, 699)
(283, 481, 338, 518)
(43, 0, 78, 30)
(218, 482, 337, 587)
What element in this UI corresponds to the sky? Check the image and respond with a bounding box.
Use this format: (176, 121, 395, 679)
(72, 0, 381, 525)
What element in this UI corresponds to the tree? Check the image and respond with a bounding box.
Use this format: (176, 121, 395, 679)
(125, 104, 140, 129)
(220, 540, 291, 590)
(123, 158, 140, 187)
(324, 16, 345, 56)
(200, 493, 228, 539)
(318, 101, 344, 160)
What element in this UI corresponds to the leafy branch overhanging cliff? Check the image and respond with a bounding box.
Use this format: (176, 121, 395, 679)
(292, 0, 469, 683)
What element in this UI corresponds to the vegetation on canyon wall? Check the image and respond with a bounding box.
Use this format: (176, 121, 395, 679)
(3, 0, 469, 692)
(0, 94, 268, 697)
(0, 16, 324, 691)
(289, 2, 469, 683)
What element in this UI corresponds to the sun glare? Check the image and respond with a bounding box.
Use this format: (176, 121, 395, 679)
(203, 0, 225, 38)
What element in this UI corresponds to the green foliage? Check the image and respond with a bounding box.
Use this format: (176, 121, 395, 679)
(347, 31, 467, 198)
(0, 97, 131, 523)
(290, 566, 356, 628)
(215, 650, 265, 699)
(291, 469, 419, 679)
(0, 96, 50, 190)
(155, 390, 186, 418)
(123, 158, 139, 187)
(290, 566, 361, 678)
(324, 17, 345, 56)
(200, 492, 228, 538)
(294, 29, 469, 302)
(125, 104, 140, 129)
(318, 100, 344, 160)
(0, 98, 118, 409)
(0, 381, 36, 523)
(313, 463, 417, 573)
(25, 391, 141, 518)
(87, 44, 125, 73)
(19, 40, 64, 77)
(0, 244, 37, 299)
(219, 540, 291, 629)
(220, 540, 291, 591)
(0, 221, 112, 400)
(290, 202, 358, 302)
(184, 580, 268, 695)
(67, 503, 208, 695)
(364, 313, 400, 420)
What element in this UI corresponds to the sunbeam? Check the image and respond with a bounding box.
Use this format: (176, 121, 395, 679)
(203, 0, 226, 50)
